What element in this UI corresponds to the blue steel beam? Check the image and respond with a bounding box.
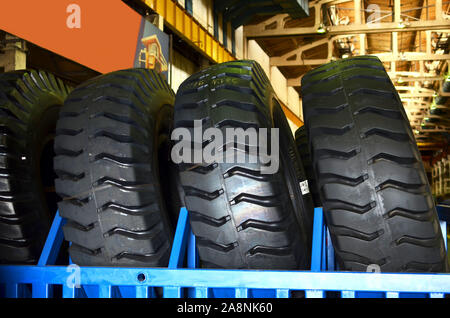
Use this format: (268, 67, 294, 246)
(1, 207, 449, 298)
(1, 266, 450, 294)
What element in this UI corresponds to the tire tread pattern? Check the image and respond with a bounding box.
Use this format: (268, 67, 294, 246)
(174, 60, 313, 269)
(54, 69, 175, 266)
(0, 70, 69, 264)
(301, 56, 447, 272)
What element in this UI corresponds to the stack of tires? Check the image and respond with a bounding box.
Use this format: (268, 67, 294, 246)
(0, 56, 446, 274)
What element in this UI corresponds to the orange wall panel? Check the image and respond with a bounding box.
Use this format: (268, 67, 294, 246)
(0, 0, 142, 73)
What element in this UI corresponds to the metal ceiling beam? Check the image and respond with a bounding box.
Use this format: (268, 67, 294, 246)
(270, 35, 347, 66)
(404, 106, 431, 111)
(416, 128, 450, 132)
(389, 76, 444, 82)
(396, 86, 436, 92)
(287, 74, 445, 88)
(400, 92, 436, 97)
(402, 99, 432, 105)
(395, 102, 431, 108)
(271, 58, 330, 66)
(388, 71, 442, 77)
(287, 74, 446, 87)
(272, 47, 450, 67)
(287, 76, 304, 87)
(244, 0, 448, 38)
(375, 52, 450, 62)
(269, 22, 449, 67)
(244, 17, 449, 38)
(252, 0, 449, 145)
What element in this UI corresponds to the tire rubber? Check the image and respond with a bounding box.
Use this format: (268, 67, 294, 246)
(173, 60, 314, 269)
(0, 70, 70, 264)
(54, 68, 176, 266)
(295, 126, 322, 207)
(301, 56, 447, 272)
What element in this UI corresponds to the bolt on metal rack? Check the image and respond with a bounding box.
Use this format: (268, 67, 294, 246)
(0, 207, 448, 298)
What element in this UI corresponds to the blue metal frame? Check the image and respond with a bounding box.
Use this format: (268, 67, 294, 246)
(0, 207, 448, 298)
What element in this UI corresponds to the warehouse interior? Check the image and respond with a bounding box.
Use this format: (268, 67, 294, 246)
(0, 0, 449, 298)
(3, 0, 448, 194)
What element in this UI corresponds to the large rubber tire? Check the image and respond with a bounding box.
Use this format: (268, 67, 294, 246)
(54, 69, 176, 266)
(301, 56, 447, 272)
(0, 70, 70, 264)
(173, 60, 314, 269)
(295, 126, 321, 207)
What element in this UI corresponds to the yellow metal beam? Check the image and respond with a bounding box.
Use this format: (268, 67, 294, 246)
(143, 0, 235, 64)
(142, 0, 304, 127)
(280, 101, 304, 128)
(417, 142, 445, 151)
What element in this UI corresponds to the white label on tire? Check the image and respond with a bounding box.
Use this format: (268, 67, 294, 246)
(300, 180, 310, 195)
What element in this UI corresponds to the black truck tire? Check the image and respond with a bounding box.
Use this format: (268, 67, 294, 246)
(301, 56, 447, 272)
(295, 126, 321, 207)
(0, 70, 70, 264)
(54, 68, 176, 266)
(173, 60, 314, 269)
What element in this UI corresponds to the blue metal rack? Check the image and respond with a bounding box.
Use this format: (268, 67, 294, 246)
(0, 207, 448, 298)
